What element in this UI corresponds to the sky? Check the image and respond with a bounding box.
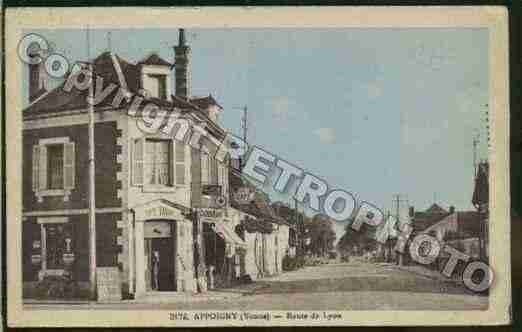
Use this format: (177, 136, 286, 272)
(21, 28, 489, 238)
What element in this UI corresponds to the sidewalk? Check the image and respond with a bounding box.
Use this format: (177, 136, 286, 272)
(24, 282, 269, 306)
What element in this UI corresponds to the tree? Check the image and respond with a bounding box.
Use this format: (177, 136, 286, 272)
(304, 214, 336, 257)
(337, 220, 378, 256)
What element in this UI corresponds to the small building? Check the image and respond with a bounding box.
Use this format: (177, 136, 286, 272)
(228, 168, 290, 279)
(422, 211, 482, 259)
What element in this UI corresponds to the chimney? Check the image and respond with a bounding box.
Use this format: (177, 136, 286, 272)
(174, 28, 191, 100)
(449, 206, 455, 214)
(28, 49, 47, 103)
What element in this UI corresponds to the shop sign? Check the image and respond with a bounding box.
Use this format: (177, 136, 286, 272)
(198, 208, 224, 221)
(233, 187, 255, 204)
(202, 184, 222, 196)
(145, 206, 176, 219)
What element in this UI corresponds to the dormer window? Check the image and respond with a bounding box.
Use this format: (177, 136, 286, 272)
(138, 53, 174, 101)
(146, 74, 167, 99)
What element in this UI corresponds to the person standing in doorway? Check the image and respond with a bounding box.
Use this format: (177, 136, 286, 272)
(152, 251, 160, 290)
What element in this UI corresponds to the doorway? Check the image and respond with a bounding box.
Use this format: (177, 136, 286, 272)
(144, 221, 176, 291)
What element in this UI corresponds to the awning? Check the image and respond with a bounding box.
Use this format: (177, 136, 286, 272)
(212, 223, 247, 248)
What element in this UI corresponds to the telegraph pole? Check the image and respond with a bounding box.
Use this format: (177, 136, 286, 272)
(233, 105, 248, 169)
(472, 132, 480, 178)
(87, 26, 97, 300)
(393, 194, 408, 266)
(241, 105, 247, 145)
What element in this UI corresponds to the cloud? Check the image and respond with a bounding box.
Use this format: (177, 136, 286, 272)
(314, 127, 336, 144)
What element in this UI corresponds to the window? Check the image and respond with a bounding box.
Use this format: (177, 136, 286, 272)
(47, 144, 64, 189)
(32, 138, 75, 201)
(201, 148, 211, 185)
(132, 138, 186, 187)
(147, 74, 167, 99)
(45, 223, 71, 269)
(218, 162, 227, 198)
(145, 139, 171, 186)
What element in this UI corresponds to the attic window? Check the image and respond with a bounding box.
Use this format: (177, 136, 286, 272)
(146, 74, 167, 99)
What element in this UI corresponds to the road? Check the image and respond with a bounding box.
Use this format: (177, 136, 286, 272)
(26, 261, 488, 310)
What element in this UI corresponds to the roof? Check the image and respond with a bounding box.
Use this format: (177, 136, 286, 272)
(229, 169, 286, 225)
(22, 52, 219, 123)
(190, 95, 223, 110)
(411, 210, 451, 233)
(137, 53, 174, 67)
(425, 203, 447, 214)
(420, 210, 483, 240)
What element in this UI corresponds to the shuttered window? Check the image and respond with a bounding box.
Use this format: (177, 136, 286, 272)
(47, 144, 64, 189)
(144, 139, 171, 185)
(133, 138, 144, 185)
(32, 145, 40, 191)
(201, 148, 210, 185)
(63, 142, 75, 189)
(218, 162, 228, 198)
(210, 158, 218, 185)
(133, 138, 187, 187)
(175, 141, 186, 185)
(32, 140, 75, 192)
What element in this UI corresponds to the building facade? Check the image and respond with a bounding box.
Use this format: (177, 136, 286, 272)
(21, 29, 259, 299)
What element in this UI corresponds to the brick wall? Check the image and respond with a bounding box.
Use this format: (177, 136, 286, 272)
(23, 121, 122, 211)
(22, 212, 122, 282)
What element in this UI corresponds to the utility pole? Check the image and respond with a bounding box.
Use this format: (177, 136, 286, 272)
(294, 198, 302, 267)
(472, 132, 480, 178)
(232, 105, 248, 169)
(241, 105, 247, 145)
(393, 194, 408, 266)
(86, 26, 97, 300)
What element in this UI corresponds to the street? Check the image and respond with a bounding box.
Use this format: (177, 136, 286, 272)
(25, 261, 488, 311)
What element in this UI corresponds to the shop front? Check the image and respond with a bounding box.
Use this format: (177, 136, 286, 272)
(198, 208, 247, 288)
(131, 199, 195, 298)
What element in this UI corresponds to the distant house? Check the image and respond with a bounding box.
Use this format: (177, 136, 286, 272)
(228, 168, 290, 279)
(421, 211, 482, 259)
(410, 203, 453, 235)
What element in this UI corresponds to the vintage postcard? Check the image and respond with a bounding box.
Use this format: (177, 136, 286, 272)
(5, 6, 511, 327)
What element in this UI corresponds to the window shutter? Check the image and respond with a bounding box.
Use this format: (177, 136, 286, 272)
(210, 158, 218, 185)
(38, 145, 47, 190)
(32, 145, 40, 191)
(133, 138, 144, 185)
(201, 149, 210, 184)
(175, 141, 186, 185)
(63, 142, 75, 189)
